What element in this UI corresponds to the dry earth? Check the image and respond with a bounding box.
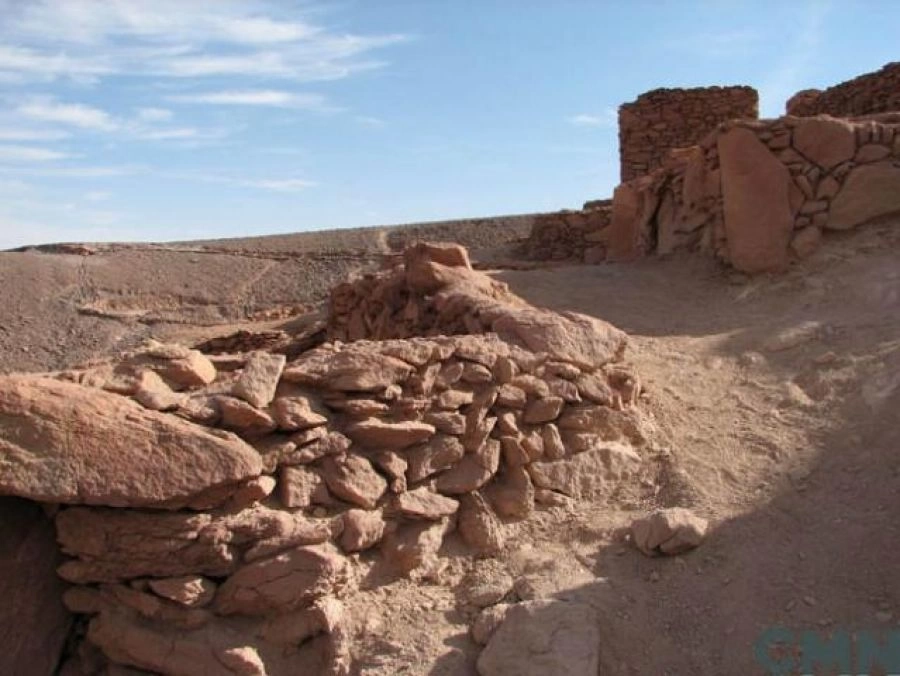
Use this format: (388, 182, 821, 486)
(2, 217, 898, 674)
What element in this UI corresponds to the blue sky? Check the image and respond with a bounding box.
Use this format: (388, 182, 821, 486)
(0, 0, 897, 249)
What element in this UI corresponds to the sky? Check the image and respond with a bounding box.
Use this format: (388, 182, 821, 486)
(0, 0, 898, 249)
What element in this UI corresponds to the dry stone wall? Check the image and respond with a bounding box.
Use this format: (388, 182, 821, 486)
(0, 244, 651, 676)
(619, 86, 758, 182)
(786, 62, 900, 117)
(521, 201, 612, 262)
(607, 114, 900, 272)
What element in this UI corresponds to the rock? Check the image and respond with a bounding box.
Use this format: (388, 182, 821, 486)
(272, 396, 327, 431)
(476, 599, 599, 676)
(372, 451, 408, 493)
(495, 384, 527, 408)
(406, 241, 472, 269)
(227, 475, 276, 510)
(219, 647, 267, 675)
(827, 162, 900, 230)
(147, 576, 216, 608)
(345, 418, 435, 450)
(631, 507, 709, 556)
(132, 370, 184, 411)
(406, 435, 465, 483)
(279, 465, 327, 509)
(492, 356, 518, 384)
(511, 375, 550, 398)
(435, 388, 474, 410)
(435, 439, 500, 494)
(486, 466, 534, 519)
(541, 424, 566, 460)
(217, 396, 277, 435)
(523, 397, 564, 424)
(283, 347, 413, 392)
(0, 376, 262, 508)
(718, 127, 794, 272)
(790, 226, 822, 259)
(393, 487, 459, 520)
(243, 514, 334, 563)
(575, 372, 614, 405)
(500, 436, 529, 467)
(435, 361, 465, 389)
(135, 342, 218, 390)
(423, 411, 467, 435)
(458, 492, 504, 556)
(232, 352, 286, 408)
(0, 498, 70, 676)
(216, 545, 349, 615)
(339, 509, 385, 552)
(491, 307, 627, 369)
(56, 507, 288, 583)
(320, 454, 387, 509)
(471, 603, 512, 646)
(527, 443, 640, 500)
(792, 116, 856, 170)
(381, 518, 451, 576)
(462, 362, 494, 384)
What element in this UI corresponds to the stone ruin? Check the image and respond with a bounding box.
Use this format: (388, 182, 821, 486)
(618, 85, 759, 182)
(787, 61, 900, 117)
(524, 63, 900, 272)
(0, 243, 651, 675)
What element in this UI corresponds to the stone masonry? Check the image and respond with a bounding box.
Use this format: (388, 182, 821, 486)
(787, 62, 900, 117)
(618, 86, 758, 182)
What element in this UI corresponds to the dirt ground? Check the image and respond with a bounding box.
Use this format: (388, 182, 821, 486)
(2, 217, 898, 674)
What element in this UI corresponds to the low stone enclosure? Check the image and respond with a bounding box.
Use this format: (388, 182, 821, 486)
(525, 63, 900, 272)
(0, 243, 652, 675)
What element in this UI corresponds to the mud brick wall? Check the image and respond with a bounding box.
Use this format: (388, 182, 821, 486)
(787, 62, 900, 117)
(618, 86, 758, 182)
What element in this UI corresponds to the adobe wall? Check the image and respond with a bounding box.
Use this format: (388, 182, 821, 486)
(786, 62, 900, 117)
(618, 86, 758, 182)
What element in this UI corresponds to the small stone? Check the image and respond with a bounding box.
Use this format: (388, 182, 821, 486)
(345, 418, 436, 449)
(631, 508, 709, 556)
(148, 576, 217, 608)
(339, 509, 386, 552)
(272, 396, 327, 431)
(393, 487, 459, 520)
(458, 492, 504, 556)
(233, 352, 286, 408)
(523, 397, 564, 424)
(471, 603, 513, 645)
(320, 454, 387, 509)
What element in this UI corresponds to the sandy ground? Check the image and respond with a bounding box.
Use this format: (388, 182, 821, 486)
(1, 218, 898, 674)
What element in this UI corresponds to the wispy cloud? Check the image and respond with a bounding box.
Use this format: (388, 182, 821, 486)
(135, 107, 172, 122)
(0, 127, 71, 141)
(567, 108, 617, 128)
(242, 178, 317, 192)
(17, 98, 117, 130)
(167, 89, 336, 111)
(0, 1, 407, 84)
(0, 144, 73, 162)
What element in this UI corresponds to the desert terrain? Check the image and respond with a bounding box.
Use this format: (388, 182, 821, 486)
(2, 213, 897, 674)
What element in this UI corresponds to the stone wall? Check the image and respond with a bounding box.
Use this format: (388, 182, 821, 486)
(619, 86, 758, 182)
(521, 201, 612, 262)
(786, 62, 900, 117)
(608, 114, 900, 272)
(0, 244, 650, 675)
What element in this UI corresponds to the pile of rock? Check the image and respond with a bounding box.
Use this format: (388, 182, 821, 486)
(618, 85, 758, 182)
(521, 201, 612, 263)
(0, 243, 649, 675)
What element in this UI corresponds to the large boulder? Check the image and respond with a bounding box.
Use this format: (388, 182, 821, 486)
(718, 127, 794, 272)
(0, 376, 262, 508)
(792, 116, 856, 170)
(826, 162, 900, 230)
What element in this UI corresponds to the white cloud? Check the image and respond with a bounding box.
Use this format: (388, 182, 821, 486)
(0, 127, 70, 141)
(0, 1, 407, 84)
(133, 127, 199, 140)
(167, 89, 335, 111)
(136, 107, 172, 122)
(17, 98, 117, 130)
(0, 144, 72, 162)
(355, 115, 385, 128)
(84, 190, 111, 202)
(0, 164, 143, 178)
(567, 109, 617, 128)
(243, 178, 317, 192)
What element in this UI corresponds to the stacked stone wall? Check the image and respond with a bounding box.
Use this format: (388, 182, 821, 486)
(787, 62, 900, 117)
(619, 86, 758, 182)
(521, 201, 612, 262)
